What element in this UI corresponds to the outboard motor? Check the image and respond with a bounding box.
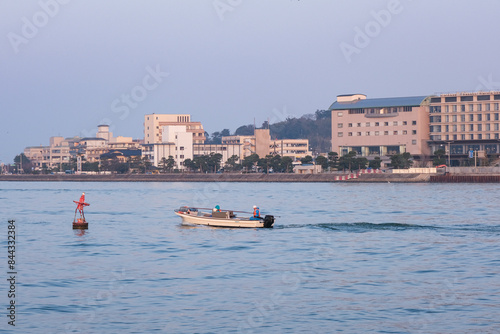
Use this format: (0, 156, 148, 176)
(263, 215, 275, 228)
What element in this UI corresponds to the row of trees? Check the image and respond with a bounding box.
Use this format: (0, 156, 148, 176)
(19, 149, 496, 175)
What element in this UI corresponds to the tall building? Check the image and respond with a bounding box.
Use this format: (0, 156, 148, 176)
(144, 114, 205, 145)
(427, 91, 500, 165)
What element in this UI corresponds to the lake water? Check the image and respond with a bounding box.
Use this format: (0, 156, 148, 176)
(1, 181, 499, 333)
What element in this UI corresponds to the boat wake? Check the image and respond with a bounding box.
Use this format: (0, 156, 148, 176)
(278, 222, 500, 233)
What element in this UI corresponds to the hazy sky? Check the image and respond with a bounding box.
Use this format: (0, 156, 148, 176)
(1, 0, 500, 163)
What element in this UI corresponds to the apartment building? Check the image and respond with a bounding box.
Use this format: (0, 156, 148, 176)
(221, 129, 311, 160)
(428, 91, 500, 165)
(330, 94, 431, 162)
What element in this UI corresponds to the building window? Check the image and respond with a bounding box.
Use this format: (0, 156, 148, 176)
(445, 115, 449, 122)
(461, 105, 466, 112)
(338, 123, 343, 128)
(403, 121, 407, 125)
(452, 105, 457, 112)
(453, 125, 457, 132)
(469, 114, 474, 121)
(461, 115, 465, 122)
(375, 122, 379, 126)
(348, 123, 353, 127)
(375, 131, 380, 136)
(412, 140, 417, 145)
(412, 130, 417, 135)
(469, 124, 474, 131)
(477, 104, 482, 112)
(495, 123, 499, 131)
(496, 113, 499, 121)
(337, 112, 343, 117)
(366, 132, 370, 136)
(366, 122, 370, 127)
(384, 131, 389, 135)
(180, 155, 184, 159)
(470, 134, 474, 140)
(486, 104, 490, 111)
(477, 114, 482, 121)
(384, 122, 389, 126)
(486, 124, 490, 131)
(477, 95, 491, 101)
(452, 115, 457, 122)
(477, 124, 482, 131)
(477, 134, 482, 139)
(338, 132, 343, 137)
(393, 121, 398, 126)
(402, 130, 407, 135)
(486, 114, 491, 121)
(180, 146, 184, 150)
(461, 134, 466, 140)
(357, 132, 362, 136)
(393, 131, 398, 135)
(469, 104, 474, 112)
(348, 132, 353, 136)
(412, 121, 417, 125)
(495, 103, 499, 111)
(445, 105, 449, 112)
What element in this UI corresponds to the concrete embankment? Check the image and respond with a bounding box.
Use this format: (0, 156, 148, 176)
(0, 173, 430, 183)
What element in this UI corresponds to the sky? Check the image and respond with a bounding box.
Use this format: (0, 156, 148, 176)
(1, 0, 500, 164)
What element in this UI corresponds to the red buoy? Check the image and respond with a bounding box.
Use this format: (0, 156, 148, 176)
(73, 192, 90, 229)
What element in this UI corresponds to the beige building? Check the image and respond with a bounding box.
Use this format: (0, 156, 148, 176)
(142, 125, 195, 169)
(427, 91, 500, 165)
(221, 129, 311, 161)
(24, 136, 74, 170)
(330, 94, 431, 163)
(144, 114, 205, 145)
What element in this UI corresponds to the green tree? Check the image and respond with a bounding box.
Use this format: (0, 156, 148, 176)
(327, 152, 339, 170)
(280, 156, 294, 173)
(224, 155, 241, 172)
(14, 153, 32, 173)
(369, 157, 382, 169)
(208, 153, 223, 172)
(242, 153, 259, 172)
(390, 152, 413, 169)
(338, 151, 357, 171)
(433, 149, 447, 166)
(235, 125, 254, 136)
(194, 155, 209, 173)
(300, 155, 313, 165)
(183, 158, 196, 172)
(315, 155, 328, 170)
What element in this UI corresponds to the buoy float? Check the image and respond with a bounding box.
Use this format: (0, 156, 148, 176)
(73, 192, 90, 229)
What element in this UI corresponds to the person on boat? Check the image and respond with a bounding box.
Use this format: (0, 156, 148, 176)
(213, 205, 221, 213)
(253, 205, 260, 218)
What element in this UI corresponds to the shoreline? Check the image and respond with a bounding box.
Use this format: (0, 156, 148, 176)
(1, 173, 499, 183)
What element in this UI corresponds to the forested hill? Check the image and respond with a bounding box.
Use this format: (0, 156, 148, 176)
(205, 110, 331, 153)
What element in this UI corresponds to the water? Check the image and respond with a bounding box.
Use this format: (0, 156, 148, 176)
(1, 181, 499, 333)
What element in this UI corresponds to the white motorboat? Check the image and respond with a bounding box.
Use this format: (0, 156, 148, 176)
(174, 206, 275, 228)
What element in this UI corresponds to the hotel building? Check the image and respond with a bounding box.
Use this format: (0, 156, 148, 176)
(330, 94, 431, 163)
(428, 91, 500, 165)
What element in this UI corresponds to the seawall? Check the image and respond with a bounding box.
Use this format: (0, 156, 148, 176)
(0, 173, 428, 183)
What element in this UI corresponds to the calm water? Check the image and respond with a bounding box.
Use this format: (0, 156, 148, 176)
(1, 181, 499, 333)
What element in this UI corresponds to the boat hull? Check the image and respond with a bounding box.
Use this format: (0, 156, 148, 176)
(175, 212, 273, 228)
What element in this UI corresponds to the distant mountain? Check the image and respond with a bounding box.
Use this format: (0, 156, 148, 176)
(205, 110, 331, 153)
